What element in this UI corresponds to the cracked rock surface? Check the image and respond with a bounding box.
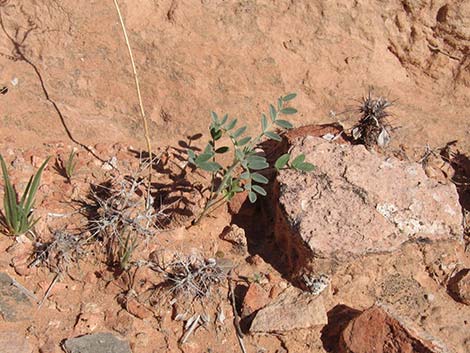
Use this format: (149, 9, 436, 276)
(275, 137, 462, 274)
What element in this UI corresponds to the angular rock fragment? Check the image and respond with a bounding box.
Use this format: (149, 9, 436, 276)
(63, 333, 131, 353)
(0, 272, 34, 321)
(275, 137, 462, 274)
(339, 306, 448, 353)
(241, 283, 270, 317)
(250, 286, 327, 333)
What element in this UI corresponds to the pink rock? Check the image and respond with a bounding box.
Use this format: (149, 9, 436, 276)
(250, 286, 327, 333)
(241, 283, 270, 317)
(275, 137, 462, 274)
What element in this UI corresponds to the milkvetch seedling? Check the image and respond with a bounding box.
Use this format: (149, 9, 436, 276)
(188, 94, 314, 224)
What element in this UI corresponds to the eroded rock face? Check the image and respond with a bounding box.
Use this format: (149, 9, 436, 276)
(339, 306, 448, 353)
(275, 137, 462, 274)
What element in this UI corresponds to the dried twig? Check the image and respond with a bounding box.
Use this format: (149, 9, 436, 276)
(87, 158, 170, 269)
(30, 230, 85, 273)
(38, 273, 59, 309)
(428, 44, 462, 61)
(229, 278, 247, 353)
(112, 0, 154, 202)
(179, 314, 201, 345)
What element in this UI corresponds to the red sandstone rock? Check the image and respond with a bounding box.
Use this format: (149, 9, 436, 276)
(339, 306, 448, 353)
(241, 283, 270, 317)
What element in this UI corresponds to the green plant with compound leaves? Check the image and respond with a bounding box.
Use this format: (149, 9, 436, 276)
(0, 155, 50, 236)
(188, 94, 314, 225)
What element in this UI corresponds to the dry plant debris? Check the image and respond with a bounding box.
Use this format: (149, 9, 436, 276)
(352, 92, 393, 148)
(155, 254, 229, 298)
(87, 171, 167, 270)
(31, 230, 85, 274)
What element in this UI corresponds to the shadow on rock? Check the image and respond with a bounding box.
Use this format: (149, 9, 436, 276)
(320, 304, 361, 352)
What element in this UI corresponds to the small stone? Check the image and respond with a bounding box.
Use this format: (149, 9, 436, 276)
(74, 312, 104, 334)
(101, 156, 118, 171)
(220, 224, 247, 250)
(11, 254, 32, 276)
(105, 309, 134, 336)
(180, 341, 202, 353)
(241, 283, 270, 317)
(269, 284, 283, 299)
(228, 191, 248, 214)
(250, 286, 327, 333)
(126, 298, 152, 319)
(134, 332, 148, 347)
(39, 339, 58, 353)
(246, 254, 265, 266)
(63, 333, 132, 353)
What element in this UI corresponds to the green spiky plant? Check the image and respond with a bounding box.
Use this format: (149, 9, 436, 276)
(64, 149, 77, 182)
(188, 94, 314, 225)
(0, 155, 50, 236)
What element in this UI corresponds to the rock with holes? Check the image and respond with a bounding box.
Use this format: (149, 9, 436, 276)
(339, 306, 448, 353)
(275, 137, 462, 274)
(220, 224, 247, 251)
(63, 333, 131, 353)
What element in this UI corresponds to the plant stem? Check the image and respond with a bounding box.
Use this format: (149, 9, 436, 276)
(113, 0, 153, 203)
(192, 195, 227, 225)
(193, 161, 239, 225)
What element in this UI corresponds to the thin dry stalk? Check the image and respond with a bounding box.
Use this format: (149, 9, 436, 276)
(229, 278, 247, 353)
(112, 0, 153, 201)
(179, 314, 201, 345)
(38, 273, 59, 309)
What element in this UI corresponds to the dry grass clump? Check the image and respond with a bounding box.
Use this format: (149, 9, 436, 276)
(88, 171, 168, 270)
(154, 254, 229, 298)
(31, 230, 85, 274)
(352, 92, 393, 148)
